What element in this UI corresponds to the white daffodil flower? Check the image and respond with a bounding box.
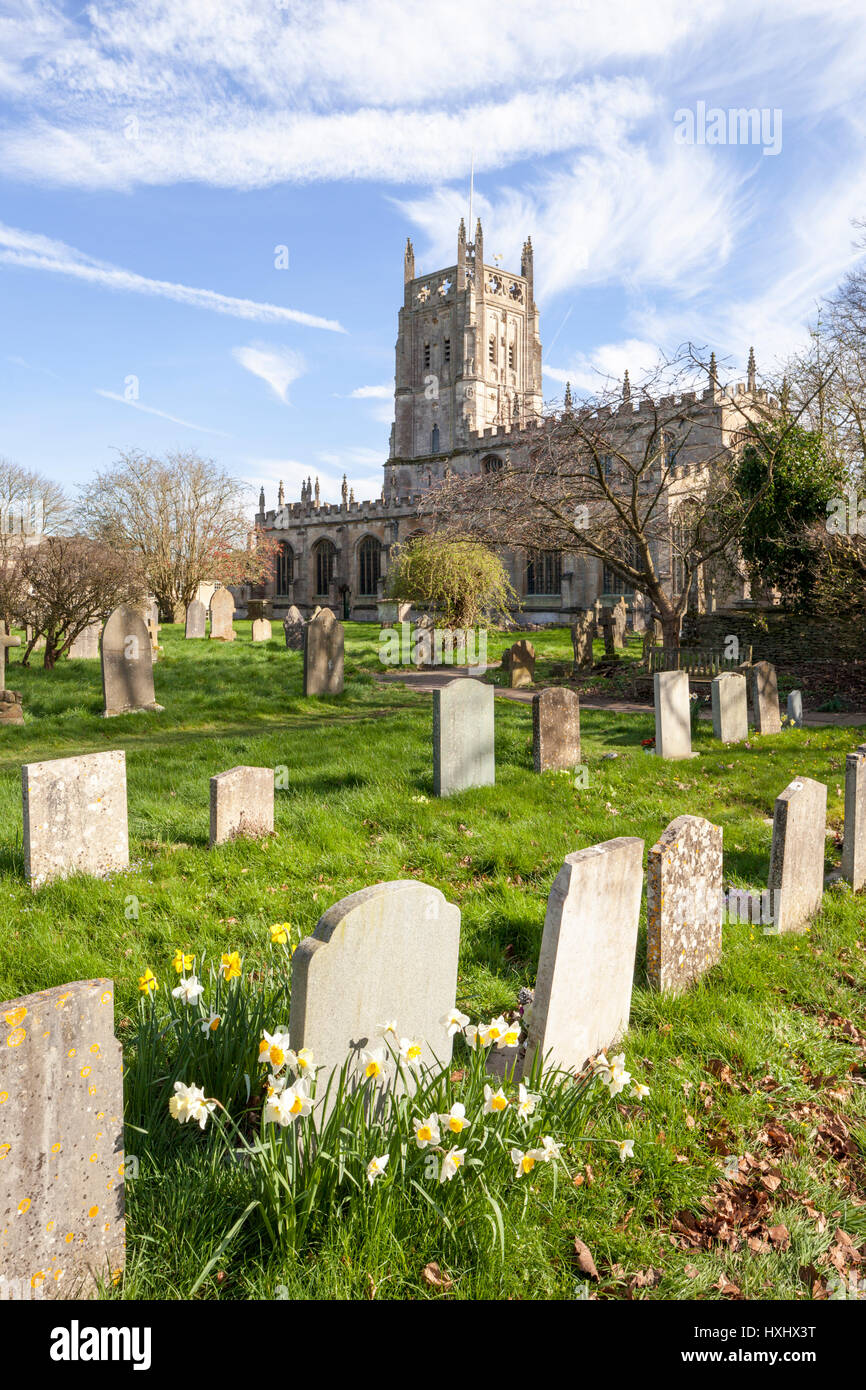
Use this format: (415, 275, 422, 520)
(377, 1020, 398, 1037)
(399, 1038, 423, 1071)
(200, 1011, 221, 1036)
(265, 1079, 312, 1126)
(169, 1081, 215, 1130)
(439, 1102, 470, 1135)
(616, 1138, 635, 1162)
(605, 1054, 633, 1097)
(516, 1084, 538, 1120)
(511, 1147, 540, 1177)
(463, 1024, 484, 1049)
(483, 1015, 509, 1046)
(439, 1148, 466, 1183)
(537, 1135, 561, 1161)
(360, 1048, 387, 1081)
(294, 1048, 314, 1077)
(258, 1029, 293, 1073)
(499, 1019, 521, 1048)
(441, 1008, 470, 1036)
(483, 1084, 509, 1115)
(632, 1082, 651, 1100)
(172, 975, 205, 1005)
(366, 1153, 390, 1185)
(413, 1113, 441, 1149)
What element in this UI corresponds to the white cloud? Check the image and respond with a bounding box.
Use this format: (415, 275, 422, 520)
(247, 453, 383, 510)
(95, 389, 230, 436)
(232, 344, 307, 402)
(544, 338, 661, 394)
(349, 384, 393, 399)
(0, 222, 345, 331)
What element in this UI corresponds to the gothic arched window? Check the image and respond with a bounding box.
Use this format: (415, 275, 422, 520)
(314, 539, 336, 596)
(482, 453, 504, 474)
(358, 536, 382, 596)
(603, 533, 639, 595)
(526, 550, 562, 596)
(431, 423, 440, 453)
(276, 542, 294, 596)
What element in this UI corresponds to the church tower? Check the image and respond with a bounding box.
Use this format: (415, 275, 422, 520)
(388, 221, 542, 485)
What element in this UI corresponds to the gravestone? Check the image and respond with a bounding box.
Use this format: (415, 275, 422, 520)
(101, 605, 162, 716)
(433, 678, 495, 796)
(0, 978, 124, 1298)
(653, 670, 693, 758)
(185, 599, 206, 639)
(247, 600, 268, 622)
(1, 628, 21, 690)
(303, 608, 344, 695)
(283, 605, 305, 650)
(533, 687, 580, 772)
(768, 776, 827, 932)
(524, 837, 644, 1074)
(787, 690, 804, 727)
(209, 588, 236, 642)
(571, 611, 594, 671)
(611, 598, 627, 649)
(711, 671, 748, 743)
(842, 744, 866, 892)
(641, 629, 656, 665)
(67, 621, 101, 660)
(750, 660, 781, 734)
(412, 614, 435, 668)
(289, 880, 460, 1094)
(646, 815, 723, 992)
(22, 750, 129, 890)
(0, 629, 23, 724)
(251, 618, 272, 643)
(209, 765, 275, 847)
(507, 639, 535, 688)
(143, 598, 159, 661)
(600, 610, 616, 656)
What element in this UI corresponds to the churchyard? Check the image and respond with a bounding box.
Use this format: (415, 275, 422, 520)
(1, 619, 866, 1301)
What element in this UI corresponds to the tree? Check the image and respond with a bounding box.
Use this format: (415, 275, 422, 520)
(15, 536, 146, 669)
(79, 450, 277, 617)
(385, 533, 517, 628)
(0, 456, 69, 630)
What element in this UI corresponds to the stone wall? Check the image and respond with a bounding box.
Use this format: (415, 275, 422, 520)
(681, 607, 866, 664)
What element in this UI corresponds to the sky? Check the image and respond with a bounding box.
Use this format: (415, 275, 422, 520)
(1, 0, 865, 517)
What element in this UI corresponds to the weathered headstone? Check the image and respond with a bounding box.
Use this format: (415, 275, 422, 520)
(533, 687, 580, 772)
(209, 588, 236, 642)
(787, 690, 804, 727)
(507, 639, 535, 688)
(289, 880, 460, 1093)
(283, 605, 305, 650)
(251, 617, 272, 643)
(303, 608, 344, 695)
(67, 621, 101, 660)
(600, 609, 616, 656)
(101, 605, 162, 716)
(1, 628, 21, 690)
(750, 660, 781, 734)
(0, 978, 124, 1298)
(653, 670, 693, 758)
(0, 690, 23, 725)
(571, 611, 594, 671)
(185, 599, 206, 639)
(209, 765, 275, 847)
(143, 597, 159, 661)
(711, 671, 748, 743)
(611, 597, 627, 649)
(524, 837, 644, 1074)
(646, 815, 723, 992)
(768, 776, 827, 932)
(22, 750, 129, 890)
(641, 628, 656, 665)
(842, 744, 866, 892)
(433, 678, 495, 796)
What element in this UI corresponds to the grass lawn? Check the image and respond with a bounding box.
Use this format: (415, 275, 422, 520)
(1, 621, 865, 1301)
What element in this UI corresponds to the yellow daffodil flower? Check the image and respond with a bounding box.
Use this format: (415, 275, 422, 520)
(220, 952, 242, 982)
(138, 969, 158, 995)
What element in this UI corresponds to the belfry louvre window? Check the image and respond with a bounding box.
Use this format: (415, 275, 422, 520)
(443, 338, 451, 364)
(358, 536, 381, 596)
(488, 336, 495, 363)
(424, 342, 431, 369)
(526, 549, 561, 596)
(482, 454, 504, 474)
(276, 542, 294, 596)
(314, 539, 336, 595)
(508, 343, 515, 369)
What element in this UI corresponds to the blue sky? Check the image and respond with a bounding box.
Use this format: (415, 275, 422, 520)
(1, 0, 865, 516)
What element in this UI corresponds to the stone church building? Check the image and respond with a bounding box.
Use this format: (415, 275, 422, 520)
(252, 221, 766, 624)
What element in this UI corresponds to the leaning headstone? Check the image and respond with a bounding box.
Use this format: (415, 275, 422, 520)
(22, 750, 129, 890)
(0, 978, 124, 1298)
(768, 776, 827, 932)
(533, 688, 580, 772)
(653, 670, 692, 758)
(571, 611, 594, 671)
(185, 599, 206, 639)
(209, 588, 236, 642)
(251, 617, 272, 643)
(289, 880, 460, 1095)
(67, 621, 101, 660)
(209, 765, 275, 847)
(283, 605, 305, 650)
(524, 837, 644, 1074)
(433, 678, 495, 796)
(507, 639, 535, 688)
(303, 608, 344, 695)
(711, 671, 748, 743)
(842, 744, 866, 892)
(646, 815, 723, 992)
(750, 660, 781, 734)
(787, 690, 803, 727)
(101, 605, 162, 716)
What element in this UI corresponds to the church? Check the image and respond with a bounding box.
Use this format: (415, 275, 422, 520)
(253, 221, 766, 623)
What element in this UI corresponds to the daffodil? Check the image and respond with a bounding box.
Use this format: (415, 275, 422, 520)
(511, 1147, 540, 1177)
(220, 952, 242, 982)
(171, 975, 204, 1006)
(200, 1011, 221, 1035)
(169, 1081, 215, 1130)
(172, 949, 194, 974)
(265, 1079, 312, 1126)
(439, 1148, 466, 1183)
(377, 1020, 398, 1037)
(399, 1038, 423, 1071)
(294, 1047, 315, 1078)
(413, 1113, 441, 1149)
(499, 1018, 521, 1048)
(516, 1084, 538, 1120)
(138, 968, 158, 995)
(598, 1053, 632, 1097)
(632, 1082, 651, 1100)
(439, 1102, 470, 1135)
(615, 1138, 635, 1162)
(483, 1015, 509, 1046)
(366, 1153, 389, 1185)
(360, 1048, 386, 1081)
(537, 1135, 561, 1161)
(483, 1084, 509, 1115)
(259, 1029, 293, 1072)
(463, 1024, 484, 1049)
(441, 1007, 470, 1037)
(269, 923, 291, 945)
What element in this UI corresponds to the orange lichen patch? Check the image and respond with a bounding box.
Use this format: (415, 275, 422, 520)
(67, 1047, 76, 1058)
(6, 1028, 26, 1047)
(51, 1143, 61, 1154)
(88, 1206, 99, 1218)
(80, 1067, 92, 1079)
(31, 1271, 45, 1289)
(4, 1006, 27, 1028)
(18, 1198, 31, 1214)
(90, 1043, 100, 1054)
(100, 992, 112, 1005)
(117, 1163, 125, 1177)
(88, 1086, 97, 1096)
(96, 1112, 105, 1121)
(65, 1232, 74, 1244)
(56, 993, 71, 1008)
(0, 1143, 11, 1161)
(0, 1091, 8, 1104)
